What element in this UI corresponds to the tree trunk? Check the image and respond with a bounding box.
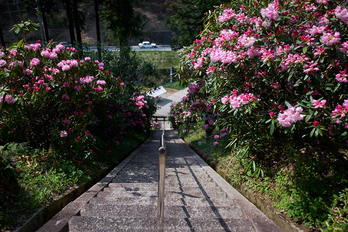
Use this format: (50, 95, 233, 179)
(0, 23, 5, 48)
(65, 0, 76, 45)
(41, 9, 49, 42)
(72, 0, 83, 57)
(94, 0, 101, 60)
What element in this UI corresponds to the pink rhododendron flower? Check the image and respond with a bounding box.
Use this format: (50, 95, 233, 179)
(204, 124, 209, 130)
(277, 106, 305, 127)
(97, 80, 106, 85)
(217, 8, 236, 23)
(221, 96, 230, 105)
(238, 34, 256, 48)
(80, 76, 94, 84)
(23, 68, 33, 75)
(94, 87, 103, 91)
(304, 61, 319, 74)
(49, 52, 57, 59)
(332, 99, 348, 119)
(213, 141, 219, 146)
(307, 25, 325, 36)
(62, 65, 70, 71)
(206, 66, 216, 75)
(321, 32, 341, 46)
(30, 58, 40, 66)
(2, 95, 16, 104)
(260, 48, 276, 63)
(74, 85, 81, 91)
(214, 134, 220, 140)
(261, 2, 279, 20)
(336, 70, 348, 83)
(60, 130, 68, 138)
(314, 47, 325, 56)
(317, 0, 330, 4)
(313, 99, 326, 108)
(0, 59, 6, 67)
(335, 5, 348, 25)
(313, 121, 319, 127)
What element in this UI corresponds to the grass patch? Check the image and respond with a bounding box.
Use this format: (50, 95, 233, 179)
(0, 129, 148, 231)
(135, 51, 180, 69)
(84, 50, 180, 70)
(162, 81, 185, 90)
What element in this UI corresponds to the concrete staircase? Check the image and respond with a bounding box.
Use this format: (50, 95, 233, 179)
(66, 130, 282, 231)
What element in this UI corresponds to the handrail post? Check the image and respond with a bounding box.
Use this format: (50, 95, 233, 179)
(158, 130, 166, 232)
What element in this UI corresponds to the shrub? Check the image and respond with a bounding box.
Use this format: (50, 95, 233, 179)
(172, 0, 348, 228)
(0, 40, 156, 160)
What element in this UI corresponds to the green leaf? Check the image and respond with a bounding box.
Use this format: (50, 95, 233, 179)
(14, 27, 20, 35)
(270, 122, 275, 135)
(318, 128, 323, 136)
(303, 46, 308, 54)
(305, 114, 311, 122)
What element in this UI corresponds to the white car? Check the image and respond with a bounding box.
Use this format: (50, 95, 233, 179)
(138, 41, 157, 48)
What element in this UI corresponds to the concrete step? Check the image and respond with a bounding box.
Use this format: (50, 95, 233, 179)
(96, 189, 228, 199)
(69, 216, 256, 232)
(88, 196, 235, 207)
(105, 185, 223, 193)
(80, 204, 246, 219)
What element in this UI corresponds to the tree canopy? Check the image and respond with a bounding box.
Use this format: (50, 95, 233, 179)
(167, 0, 224, 47)
(100, 0, 146, 47)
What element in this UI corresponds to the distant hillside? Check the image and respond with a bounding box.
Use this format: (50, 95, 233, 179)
(132, 0, 174, 45)
(0, 0, 175, 47)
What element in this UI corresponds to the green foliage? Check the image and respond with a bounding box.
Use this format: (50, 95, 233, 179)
(322, 188, 348, 231)
(10, 20, 38, 41)
(135, 51, 181, 69)
(99, 47, 160, 92)
(100, 0, 146, 46)
(162, 81, 185, 90)
(181, 129, 348, 230)
(167, 0, 225, 47)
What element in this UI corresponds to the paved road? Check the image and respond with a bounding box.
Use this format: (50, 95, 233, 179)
(85, 45, 172, 52)
(154, 87, 188, 117)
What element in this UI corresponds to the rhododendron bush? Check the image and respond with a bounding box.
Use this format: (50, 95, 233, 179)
(175, 0, 348, 154)
(0, 41, 155, 159)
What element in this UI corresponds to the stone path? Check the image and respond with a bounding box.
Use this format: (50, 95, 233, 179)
(52, 130, 283, 232)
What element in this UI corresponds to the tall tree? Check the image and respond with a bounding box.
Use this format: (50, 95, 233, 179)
(94, 0, 101, 60)
(72, 0, 83, 56)
(63, 0, 76, 44)
(100, 0, 146, 47)
(24, 0, 56, 43)
(0, 23, 5, 48)
(0, 5, 5, 48)
(167, 0, 224, 48)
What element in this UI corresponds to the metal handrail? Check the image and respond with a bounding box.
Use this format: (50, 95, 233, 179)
(153, 116, 168, 130)
(158, 130, 166, 232)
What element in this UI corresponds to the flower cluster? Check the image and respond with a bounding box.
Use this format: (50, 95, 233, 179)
(174, 0, 348, 149)
(277, 106, 305, 128)
(0, 41, 155, 158)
